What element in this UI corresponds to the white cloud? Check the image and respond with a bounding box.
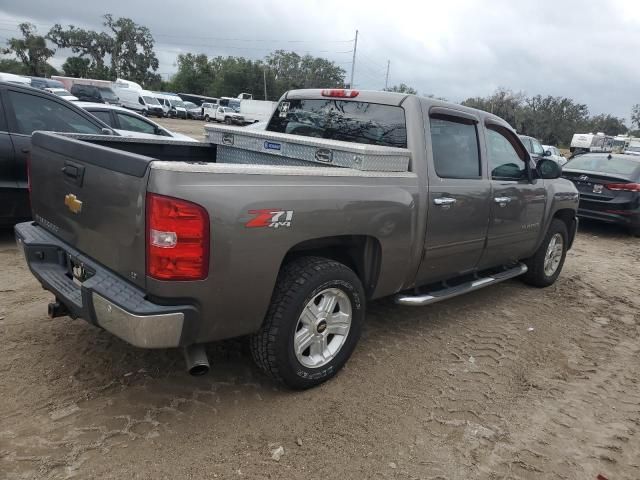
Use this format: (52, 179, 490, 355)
(1, 0, 638, 120)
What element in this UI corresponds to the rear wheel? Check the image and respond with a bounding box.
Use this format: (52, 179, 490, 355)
(204, 114, 210, 122)
(522, 219, 568, 287)
(250, 257, 365, 389)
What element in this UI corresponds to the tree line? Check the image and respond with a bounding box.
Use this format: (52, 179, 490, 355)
(0, 16, 346, 99)
(2, 15, 639, 146)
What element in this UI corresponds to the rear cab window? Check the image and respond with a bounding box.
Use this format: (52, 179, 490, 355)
(266, 99, 407, 148)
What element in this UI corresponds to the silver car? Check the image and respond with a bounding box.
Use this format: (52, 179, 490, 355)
(76, 102, 197, 142)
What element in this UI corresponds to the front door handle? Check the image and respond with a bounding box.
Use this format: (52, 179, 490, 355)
(494, 196, 512, 206)
(434, 197, 457, 206)
(21, 147, 30, 154)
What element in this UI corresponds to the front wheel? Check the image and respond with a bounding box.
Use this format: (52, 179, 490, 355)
(250, 257, 365, 389)
(521, 219, 568, 287)
(225, 117, 232, 125)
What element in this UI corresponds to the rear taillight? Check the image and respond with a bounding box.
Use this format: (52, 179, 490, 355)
(605, 182, 640, 192)
(321, 89, 359, 98)
(146, 193, 209, 281)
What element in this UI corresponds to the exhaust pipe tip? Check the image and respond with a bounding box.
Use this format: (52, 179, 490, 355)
(184, 344, 210, 376)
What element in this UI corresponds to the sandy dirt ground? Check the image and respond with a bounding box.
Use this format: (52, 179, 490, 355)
(156, 117, 212, 140)
(1, 193, 639, 477)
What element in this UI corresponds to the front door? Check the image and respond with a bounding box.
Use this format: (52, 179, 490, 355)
(415, 111, 491, 286)
(479, 125, 546, 269)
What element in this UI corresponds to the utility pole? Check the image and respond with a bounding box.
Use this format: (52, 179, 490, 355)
(350, 29, 358, 88)
(263, 68, 268, 101)
(384, 60, 390, 90)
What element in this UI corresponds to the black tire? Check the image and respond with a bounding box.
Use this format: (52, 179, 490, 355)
(630, 225, 640, 237)
(250, 257, 365, 390)
(522, 219, 568, 287)
(225, 117, 232, 125)
(204, 115, 210, 122)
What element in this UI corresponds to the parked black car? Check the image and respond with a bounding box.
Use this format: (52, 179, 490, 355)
(562, 153, 640, 236)
(0, 81, 114, 226)
(519, 134, 548, 164)
(70, 84, 120, 105)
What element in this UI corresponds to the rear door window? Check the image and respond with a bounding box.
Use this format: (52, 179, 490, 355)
(89, 110, 113, 126)
(267, 99, 407, 148)
(430, 116, 481, 178)
(115, 112, 157, 135)
(7, 90, 102, 135)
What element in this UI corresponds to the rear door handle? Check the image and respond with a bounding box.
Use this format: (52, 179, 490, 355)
(433, 197, 457, 206)
(494, 196, 512, 206)
(21, 148, 30, 154)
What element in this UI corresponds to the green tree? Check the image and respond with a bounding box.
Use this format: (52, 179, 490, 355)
(631, 104, 640, 130)
(0, 58, 28, 75)
(463, 88, 526, 129)
(103, 14, 159, 84)
(62, 56, 91, 77)
(170, 53, 216, 95)
(384, 83, 417, 94)
(2, 23, 56, 76)
(48, 14, 159, 84)
(266, 50, 345, 93)
(583, 114, 627, 136)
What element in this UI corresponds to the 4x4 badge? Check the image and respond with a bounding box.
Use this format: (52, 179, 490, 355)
(64, 193, 83, 214)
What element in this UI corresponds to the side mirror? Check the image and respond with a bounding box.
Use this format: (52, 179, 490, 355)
(101, 127, 116, 135)
(536, 158, 562, 179)
(543, 149, 552, 157)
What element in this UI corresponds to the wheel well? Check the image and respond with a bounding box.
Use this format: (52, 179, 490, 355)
(283, 235, 382, 297)
(553, 208, 577, 247)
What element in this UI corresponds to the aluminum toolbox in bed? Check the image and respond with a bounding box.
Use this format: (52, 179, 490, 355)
(204, 124, 411, 172)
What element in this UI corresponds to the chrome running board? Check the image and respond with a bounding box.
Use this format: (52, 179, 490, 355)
(395, 263, 528, 306)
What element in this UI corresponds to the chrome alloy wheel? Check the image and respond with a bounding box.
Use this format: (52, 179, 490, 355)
(293, 288, 352, 368)
(544, 233, 564, 277)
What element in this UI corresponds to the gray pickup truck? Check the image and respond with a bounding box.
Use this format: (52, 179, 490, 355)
(15, 89, 579, 389)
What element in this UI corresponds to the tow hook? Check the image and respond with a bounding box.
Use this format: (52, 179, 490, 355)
(48, 300, 69, 319)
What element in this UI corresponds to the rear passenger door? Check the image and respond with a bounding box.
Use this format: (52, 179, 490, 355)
(4, 87, 105, 189)
(415, 109, 492, 285)
(0, 91, 18, 220)
(478, 123, 546, 268)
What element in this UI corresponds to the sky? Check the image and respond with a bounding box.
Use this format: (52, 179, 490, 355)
(0, 0, 639, 121)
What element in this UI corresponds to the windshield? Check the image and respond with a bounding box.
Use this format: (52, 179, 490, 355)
(184, 102, 197, 109)
(143, 96, 161, 105)
(565, 154, 640, 176)
(98, 87, 118, 100)
(222, 107, 234, 113)
(55, 90, 73, 97)
(173, 100, 185, 108)
(267, 99, 407, 148)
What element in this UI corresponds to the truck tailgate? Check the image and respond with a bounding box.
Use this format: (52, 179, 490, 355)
(28, 132, 152, 289)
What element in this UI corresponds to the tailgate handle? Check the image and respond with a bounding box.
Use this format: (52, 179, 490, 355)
(62, 162, 85, 186)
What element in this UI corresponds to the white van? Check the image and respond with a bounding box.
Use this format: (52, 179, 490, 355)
(112, 84, 146, 114)
(155, 92, 188, 119)
(139, 90, 165, 118)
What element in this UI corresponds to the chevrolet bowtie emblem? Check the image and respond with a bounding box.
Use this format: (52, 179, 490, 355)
(64, 193, 83, 214)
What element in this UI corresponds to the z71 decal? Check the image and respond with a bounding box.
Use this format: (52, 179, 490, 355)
(246, 209, 294, 229)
